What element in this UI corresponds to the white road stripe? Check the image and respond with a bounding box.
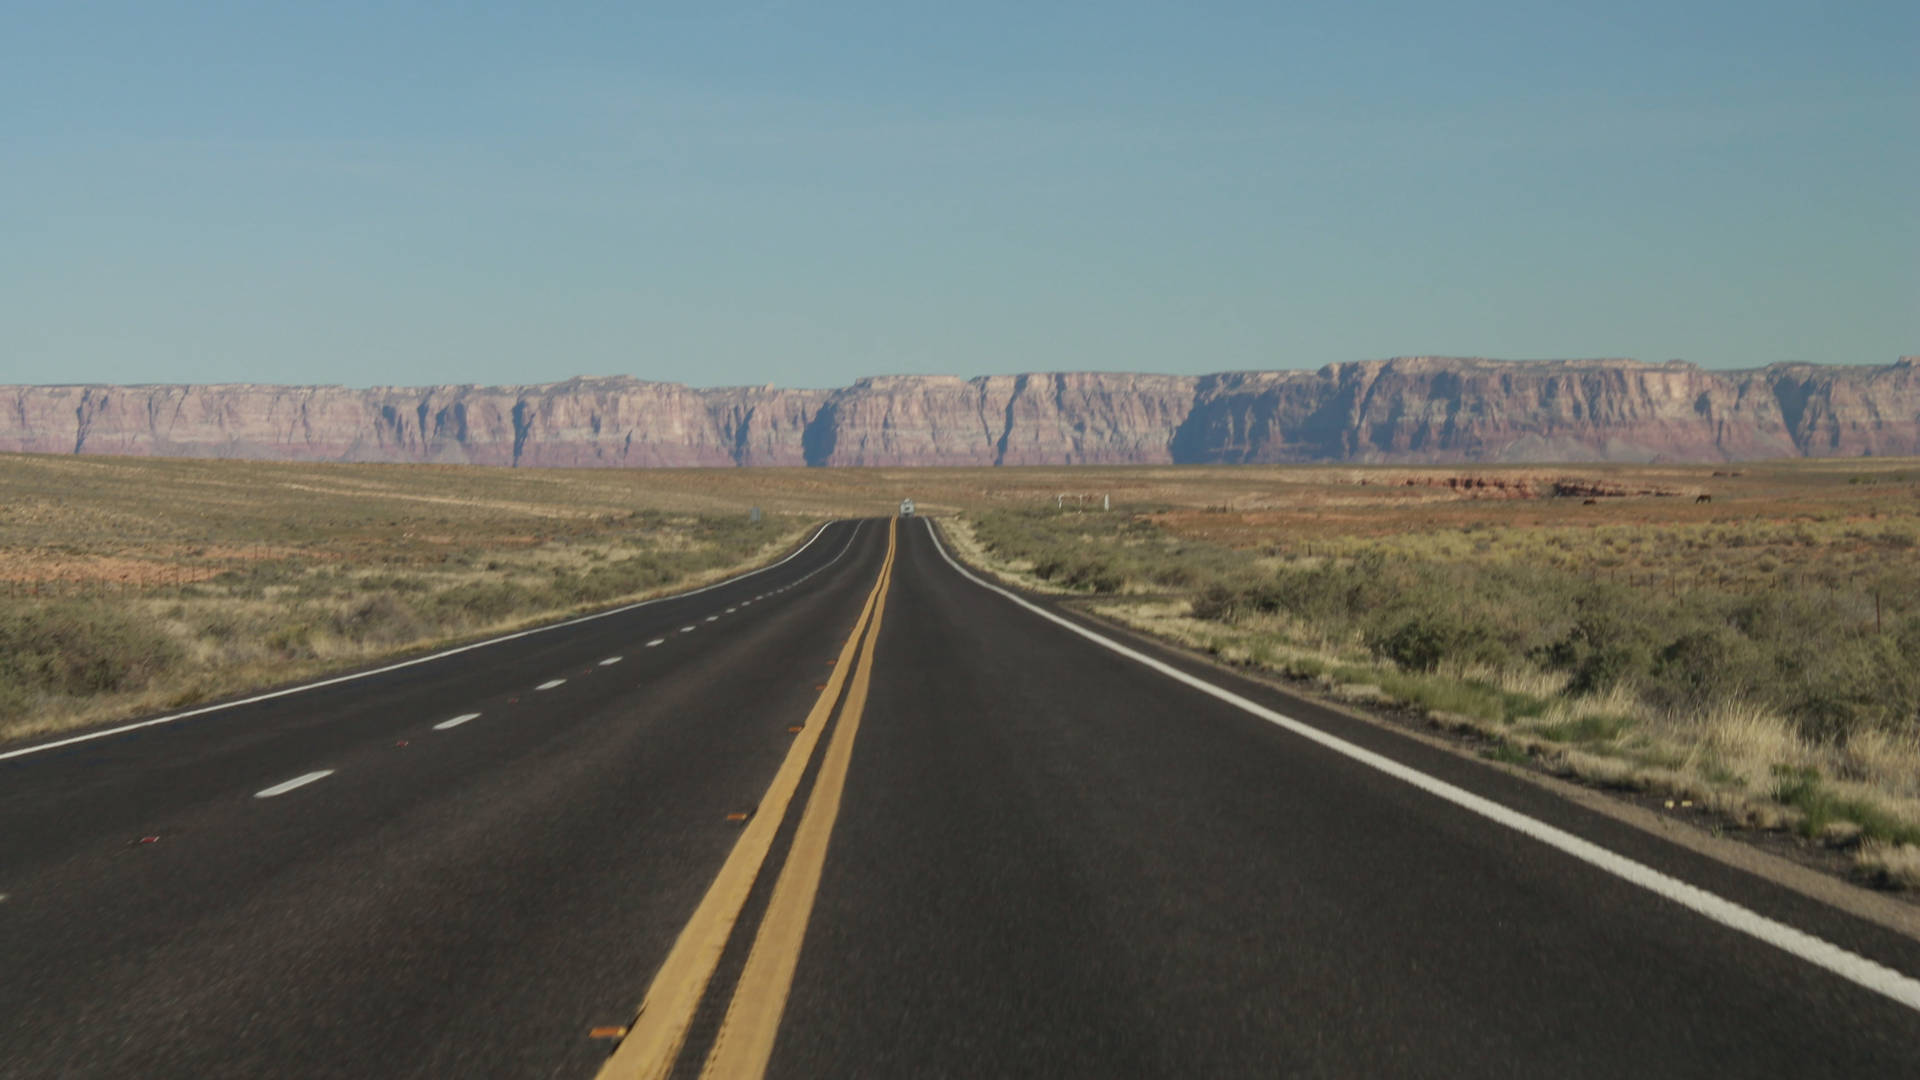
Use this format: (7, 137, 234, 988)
(536, 679, 566, 690)
(705, 615, 719, 622)
(923, 519, 1920, 1015)
(599, 656, 623, 666)
(0, 522, 850, 763)
(725, 607, 737, 613)
(254, 770, 335, 798)
(434, 713, 480, 731)
(681, 626, 696, 633)
(646, 639, 665, 647)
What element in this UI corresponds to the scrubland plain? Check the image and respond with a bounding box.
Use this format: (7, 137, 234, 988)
(7, 452, 1920, 892)
(0, 454, 820, 743)
(942, 458, 1920, 891)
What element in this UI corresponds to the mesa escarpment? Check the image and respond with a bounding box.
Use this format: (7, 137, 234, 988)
(4, 357, 1916, 467)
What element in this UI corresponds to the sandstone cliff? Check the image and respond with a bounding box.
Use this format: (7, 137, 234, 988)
(3, 357, 1916, 468)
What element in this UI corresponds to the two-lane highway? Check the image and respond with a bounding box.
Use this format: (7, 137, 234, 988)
(6, 515, 1920, 1077)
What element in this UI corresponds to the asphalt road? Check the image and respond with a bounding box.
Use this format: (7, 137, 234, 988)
(5, 516, 1920, 1078)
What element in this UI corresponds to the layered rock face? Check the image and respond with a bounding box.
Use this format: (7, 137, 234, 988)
(1173, 357, 1902, 464)
(3, 358, 1916, 467)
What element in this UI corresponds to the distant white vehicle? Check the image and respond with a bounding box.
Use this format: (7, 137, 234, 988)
(899, 498, 915, 518)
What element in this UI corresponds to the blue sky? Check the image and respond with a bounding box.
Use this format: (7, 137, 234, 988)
(3, 1, 1914, 388)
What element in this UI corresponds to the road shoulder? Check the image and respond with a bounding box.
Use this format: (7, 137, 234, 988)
(925, 515, 1920, 948)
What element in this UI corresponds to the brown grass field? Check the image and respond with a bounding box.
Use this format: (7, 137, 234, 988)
(6, 451, 1920, 890)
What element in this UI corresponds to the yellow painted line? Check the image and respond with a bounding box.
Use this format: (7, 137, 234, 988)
(699, 518, 896, 1078)
(595, 520, 896, 1080)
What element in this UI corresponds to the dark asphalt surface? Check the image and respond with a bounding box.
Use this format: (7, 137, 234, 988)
(0, 520, 880, 1079)
(6, 515, 1920, 1077)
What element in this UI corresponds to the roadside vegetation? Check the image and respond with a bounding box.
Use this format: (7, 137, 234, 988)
(0, 455, 806, 743)
(12, 450, 1920, 890)
(947, 460, 1920, 890)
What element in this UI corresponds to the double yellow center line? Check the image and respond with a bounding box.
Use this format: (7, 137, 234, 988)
(598, 518, 896, 1080)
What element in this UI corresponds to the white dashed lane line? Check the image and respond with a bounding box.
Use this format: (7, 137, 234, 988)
(647, 639, 665, 647)
(704, 615, 719, 623)
(536, 679, 566, 691)
(681, 626, 696, 633)
(725, 607, 736, 614)
(599, 656, 623, 666)
(434, 713, 480, 731)
(255, 770, 335, 799)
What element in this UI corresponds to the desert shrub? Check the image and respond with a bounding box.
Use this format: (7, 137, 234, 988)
(330, 593, 426, 646)
(1368, 609, 1497, 673)
(1647, 626, 1761, 711)
(1537, 713, 1637, 744)
(1538, 587, 1657, 695)
(264, 622, 317, 660)
(0, 680, 33, 722)
(0, 601, 184, 711)
(1262, 552, 1397, 625)
(1878, 617, 1920, 734)
(1188, 583, 1241, 621)
(427, 582, 538, 625)
(358, 573, 432, 594)
(1788, 686, 1867, 744)
(1147, 561, 1200, 588)
(1056, 556, 1124, 592)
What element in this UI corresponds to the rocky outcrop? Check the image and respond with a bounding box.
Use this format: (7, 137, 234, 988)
(3, 357, 1917, 467)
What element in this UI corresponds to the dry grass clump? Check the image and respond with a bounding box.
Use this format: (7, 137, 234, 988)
(1858, 843, 1920, 890)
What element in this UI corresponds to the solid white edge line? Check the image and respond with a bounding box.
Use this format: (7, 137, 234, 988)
(254, 769, 335, 798)
(599, 656, 623, 666)
(433, 713, 481, 731)
(0, 521, 843, 763)
(920, 519, 1920, 1014)
(536, 679, 566, 690)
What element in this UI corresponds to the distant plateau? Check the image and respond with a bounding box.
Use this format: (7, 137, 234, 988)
(6, 356, 1920, 467)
